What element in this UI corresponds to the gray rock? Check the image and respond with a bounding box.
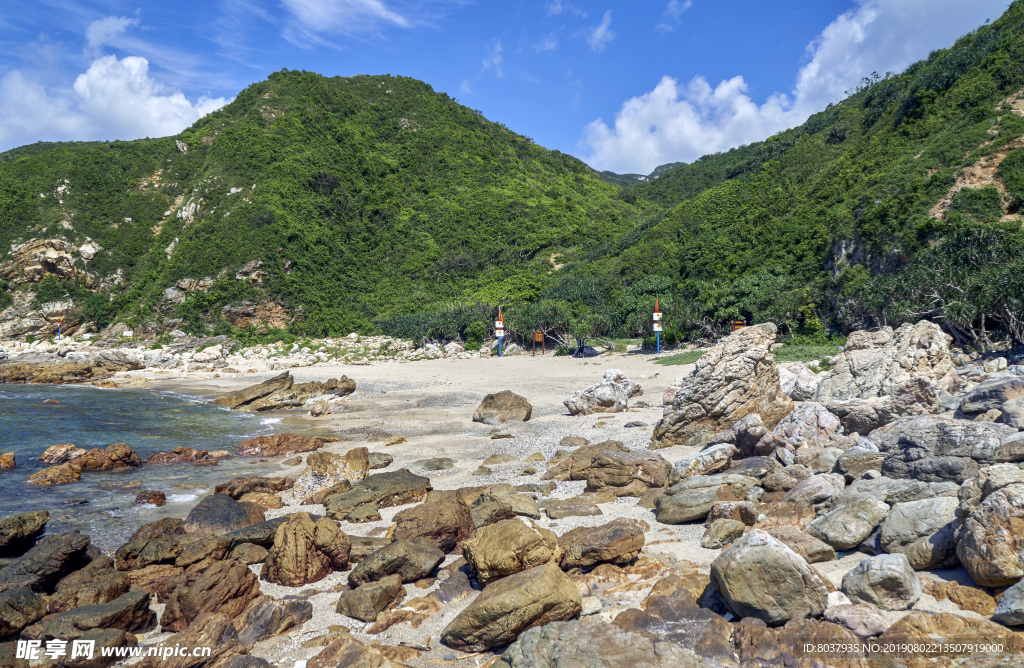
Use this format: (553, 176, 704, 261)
(655, 474, 759, 524)
(347, 539, 444, 585)
(773, 402, 842, 446)
(878, 497, 959, 569)
(782, 473, 845, 505)
(701, 519, 745, 549)
(808, 500, 890, 551)
(993, 578, 1024, 626)
(473, 391, 533, 425)
(832, 475, 955, 509)
(335, 575, 405, 622)
(565, 369, 643, 416)
(823, 603, 889, 637)
(710, 529, 829, 624)
(795, 447, 844, 474)
(841, 554, 921, 611)
(959, 377, 1024, 415)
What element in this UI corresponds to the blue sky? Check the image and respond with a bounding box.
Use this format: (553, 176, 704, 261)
(0, 0, 1014, 173)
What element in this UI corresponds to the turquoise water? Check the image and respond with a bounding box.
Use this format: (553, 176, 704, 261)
(0, 384, 292, 554)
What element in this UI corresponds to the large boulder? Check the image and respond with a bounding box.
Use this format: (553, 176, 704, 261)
(334, 575, 405, 622)
(958, 377, 1024, 416)
(808, 499, 890, 551)
(585, 450, 670, 496)
(813, 321, 963, 405)
(564, 369, 642, 416)
(763, 526, 836, 564)
(462, 519, 562, 585)
(558, 519, 645, 569)
(160, 559, 262, 632)
(653, 323, 793, 448)
(879, 497, 959, 569)
(347, 539, 444, 585)
(215, 372, 355, 412)
(993, 578, 1024, 626)
(772, 402, 841, 446)
(183, 494, 265, 535)
(543, 441, 629, 481)
(389, 497, 475, 553)
(710, 529, 829, 624)
(0, 511, 48, 557)
(27, 462, 81, 486)
(874, 414, 1020, 483)
(779, 363, 820, 401)
(214, 372, 294, 409)
(48, 561, 132, 612)
(841, 554, 921, 611)
(494, 619, 701, 668)
(832, 475, 955, 508)
(214, 477, 294, 500)
(323, 469, 431, 522)
(232, 596, 312, 647)
(656, 474, 759, 524)
(0, 531, 90, 592)
(956, 469, 1024, 587)
(21, 590, 156, 640)
(292, 448, 369, 502)
(260, 513, 350, 587)
(441, 561, 582, 651)
(781, 473, 845, 505)
(0, 587, 47, 637)
(669, 443, 736, 483)
(137, 613, 248, 668)
(473, 391, 533, 425)
(614, 588, 737, 664)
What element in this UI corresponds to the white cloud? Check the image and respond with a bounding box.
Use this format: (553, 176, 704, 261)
(281, 0, 408, 44)
(656, 0, 692, 33)
(85, 15, 140, 53)
(586, 10, 615, 52)
(482, 39, 503, 77)
(460, 79, 471, 94)
(581, 0, 1012, 173)
(545, 1, 586, 18)
(534, 34, 558, 53)
(0, 55, 229, 151)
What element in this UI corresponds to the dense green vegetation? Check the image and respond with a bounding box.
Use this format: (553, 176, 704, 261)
(3, 2, 1024, 350)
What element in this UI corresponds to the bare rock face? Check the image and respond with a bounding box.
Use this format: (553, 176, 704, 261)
(653, 323, 793, 449)
(779, 362, 820, 401)
(462, 519, 562, 585)
(261, 513, 350, 587)
(814, 321, 963, 430)
(473, 391, 533, 425)
(564, 369, 643, 416)
(710, 529, 829, 624)
(772, 402, 841, 446)
(0, 531, 91, 592)
(160, 559, 262, 632)
(442, 561, 582, 652)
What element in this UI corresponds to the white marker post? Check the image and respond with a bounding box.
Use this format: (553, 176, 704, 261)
(653, 298, 662, 355)
(495, 309, 504, 357)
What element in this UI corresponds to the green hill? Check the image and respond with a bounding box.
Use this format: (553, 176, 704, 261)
(0, 72, 646, 338)
(3, 2, 1024, 350)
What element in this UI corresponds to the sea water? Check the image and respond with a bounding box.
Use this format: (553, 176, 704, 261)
(0, 384, 291, 553)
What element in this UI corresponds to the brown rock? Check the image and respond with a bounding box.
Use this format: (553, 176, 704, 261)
(214, 476, 294, 499)
(558, 519, 645, 569)
(335, 575, 405, 622)
(705, 500, 759, 527)
(0, 510, 49, 556)
(69, 443, 141, 470)
(236, 433, 338, 457)
(763, 526, 836, 563)
(230, 543, 269, 565)
(323, 469, 432, 522)
(0, 454, 13, 470)
(542, 440, 629, 481)
(21, 590, 157, 640)
(543, 497, 603, 519)
(559, 437, 589, 449)
(442, 561, 582, 651)
(348, 539, 444, 585)
(214, 371, 294, 410)
(614, 588, 735, 664)
(473, 391, 533, 425)
(584, 450, 670, 496)
(137, 612, 248, 668)
(462, 519, 562, 585)
(307, 627, 389, 668)
(49, 562, 132, 613)
(126, 564, 187, 602)
(135, 490, 166, 506)
(238, 492, 282, 510)
(160, 559, 262, 632)
(261, 513, 350, 587)
(183, 494, 265, 535)
(27, 462, 81, 486)
(147, 446, 230, 465)
(231, 595, 313, 647)
(878, 611, 1024, 668)
(389, 498, 475, 553)
(701, 518, 745, 549)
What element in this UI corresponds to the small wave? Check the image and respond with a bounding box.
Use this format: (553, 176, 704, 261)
(260, 417, 283, 425)
(167, 493, 199, 503)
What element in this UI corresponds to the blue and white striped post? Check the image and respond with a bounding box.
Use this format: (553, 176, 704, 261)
(653, 303, 662, 356)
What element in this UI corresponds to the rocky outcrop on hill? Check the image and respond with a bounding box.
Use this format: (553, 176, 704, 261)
(653, 323, 793, 448)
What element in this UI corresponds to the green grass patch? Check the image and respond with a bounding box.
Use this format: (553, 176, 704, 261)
(654, 350, 706, 366)
(773, 343, 843, 367)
